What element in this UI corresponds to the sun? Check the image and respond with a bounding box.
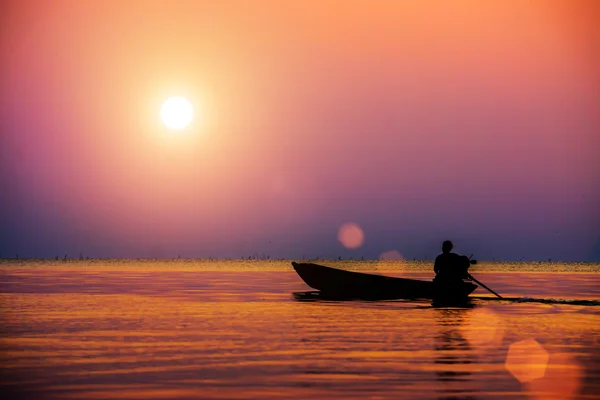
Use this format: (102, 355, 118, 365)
(160, 96, 193, 129)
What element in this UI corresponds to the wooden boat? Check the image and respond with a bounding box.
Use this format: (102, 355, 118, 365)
(292, 262, 477, 302)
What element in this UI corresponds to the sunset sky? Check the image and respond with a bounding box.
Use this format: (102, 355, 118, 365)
(1, 0, 598, 261)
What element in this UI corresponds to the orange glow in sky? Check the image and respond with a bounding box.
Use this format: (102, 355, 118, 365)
(1, 0, 598, 258)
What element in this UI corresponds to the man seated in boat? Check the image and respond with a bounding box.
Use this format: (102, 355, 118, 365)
(433, 240, 471, 283)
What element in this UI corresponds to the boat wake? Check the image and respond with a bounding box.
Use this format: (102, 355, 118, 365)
(515, 297, 600, 306)
(295, 292, 600, 307)
(472, 296, 600, 306)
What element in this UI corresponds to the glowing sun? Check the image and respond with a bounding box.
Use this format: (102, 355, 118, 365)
(161, 96, 193, 129)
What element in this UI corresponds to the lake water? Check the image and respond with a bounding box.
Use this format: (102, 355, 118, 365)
(1, 260, 599, 400)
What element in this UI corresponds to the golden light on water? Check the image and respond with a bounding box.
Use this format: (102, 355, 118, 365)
(526, 352, 583, 400)
(160, 96, 193, 130)
(338, 223, 365, 249)
(505, 338, 549, 383)
(1, 263, 598, 398)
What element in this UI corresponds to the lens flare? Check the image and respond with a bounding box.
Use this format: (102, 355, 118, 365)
(505, 338, 549, 383)
(461, 309, 505, 350)
(379, 250, 404, 261)
(526, 352, 583, 400)
(338, 223, 365, 249)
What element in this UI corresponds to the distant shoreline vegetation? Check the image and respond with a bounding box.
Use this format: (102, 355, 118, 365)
(0, 258, 598, 273)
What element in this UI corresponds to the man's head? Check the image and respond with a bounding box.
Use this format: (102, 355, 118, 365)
(442, 240, 453, 254)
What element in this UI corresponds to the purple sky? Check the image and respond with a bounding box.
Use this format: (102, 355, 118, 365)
(1, 1, 599, 260)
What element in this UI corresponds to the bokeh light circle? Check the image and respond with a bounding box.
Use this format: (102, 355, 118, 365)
(505, 338, 549, 383)
(461, 308, 505, 350)
(379, 250, 404, 261)
(526, 352, 583, 400)
(338, 223, 365, 249)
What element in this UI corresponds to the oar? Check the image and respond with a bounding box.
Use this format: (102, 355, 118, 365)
(468, 274, 503, 299)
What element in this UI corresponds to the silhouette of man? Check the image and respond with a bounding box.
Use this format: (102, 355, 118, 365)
(433, 240, 470, 283)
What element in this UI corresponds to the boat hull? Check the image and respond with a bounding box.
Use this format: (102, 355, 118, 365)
(292, 262, 477, 301)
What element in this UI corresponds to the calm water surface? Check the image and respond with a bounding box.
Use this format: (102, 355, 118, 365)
(1, 260, 599, 400)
